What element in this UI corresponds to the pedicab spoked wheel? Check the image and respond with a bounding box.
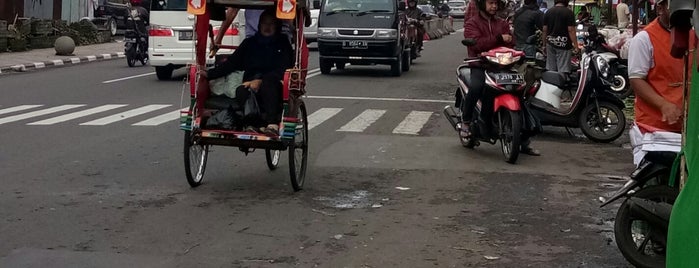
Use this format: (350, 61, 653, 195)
(184, 130, 209, 187)
(288, 99, 309, 191)
(265, 149, 281, 170)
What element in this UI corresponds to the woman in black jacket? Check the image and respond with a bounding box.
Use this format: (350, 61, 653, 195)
(202, 9, 294, 134)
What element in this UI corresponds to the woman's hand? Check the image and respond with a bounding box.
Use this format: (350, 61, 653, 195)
(243, 79, 263, 91)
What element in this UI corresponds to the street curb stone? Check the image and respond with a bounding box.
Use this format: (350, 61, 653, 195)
(0, 52, 125, 74)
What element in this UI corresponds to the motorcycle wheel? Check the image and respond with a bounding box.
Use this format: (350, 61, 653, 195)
(610, 75, 631, 99)
(126, 45, 136, 67)
(139, 45, 148, 66)
(498, 109, 522, 164)
(614, 185, 678, 268)
(579, 101, 626, 143)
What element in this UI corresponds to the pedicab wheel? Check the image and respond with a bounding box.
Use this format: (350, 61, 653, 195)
(184, 130, 209, 187)
(499, 110, 522, 164)
(265, 149, 280, 170)
(288, 100, 309, 191)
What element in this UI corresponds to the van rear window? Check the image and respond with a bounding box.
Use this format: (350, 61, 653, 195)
(151, 0, 187, 10)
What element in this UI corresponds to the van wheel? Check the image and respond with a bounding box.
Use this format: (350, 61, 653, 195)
(107, 18, 117, 36)
(320, 59, 332, 74)
(401, 50, 411, 72)
(155, 66, 174, 80)
(391, 53, 402, 77)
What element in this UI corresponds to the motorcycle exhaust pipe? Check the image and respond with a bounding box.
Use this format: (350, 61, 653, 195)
(443, 105, 460, 130)
(627, 197, 673, 230)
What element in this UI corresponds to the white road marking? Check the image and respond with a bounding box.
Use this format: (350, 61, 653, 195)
(117, 52, 125, 58)
(102, 54, 112, 59)
(0, 105, 85, 125)
(102, 72, 156, 84)
(306, 95, 451, 103)
(0, 105, 43, 115)
(392, 111, 434, 135)
(132, 110, 180, 126)
(86, 55, 97, 61)
(307, 108, 343, 130)
(307, 68, 336, 79)
(28, 104, 128, 125)
(80, 105, 171, 125)
(34, 62, 45, 69)
(70, 58, 80, 64)
(337, 109, 386, 132)
(457, 28, 465, 32)
(52, 60, 64, 66)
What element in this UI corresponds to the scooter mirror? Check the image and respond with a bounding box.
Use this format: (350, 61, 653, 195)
(461, 38, 476, 46)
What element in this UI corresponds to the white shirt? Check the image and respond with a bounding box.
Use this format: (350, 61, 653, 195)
(627, 31, 653, 80)
(616, 3, 629, 25)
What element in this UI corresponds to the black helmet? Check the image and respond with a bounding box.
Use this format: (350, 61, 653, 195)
(475, 0, 505, 12)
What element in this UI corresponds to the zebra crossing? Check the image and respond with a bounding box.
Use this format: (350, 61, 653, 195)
(0, 104, 441, 135)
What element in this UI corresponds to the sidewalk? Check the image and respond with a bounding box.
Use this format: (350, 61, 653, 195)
(0, 41, 125, 73)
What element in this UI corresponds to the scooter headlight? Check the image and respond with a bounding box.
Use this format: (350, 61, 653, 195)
(595, 56, 610, 79)
(486, 52, 521, 66)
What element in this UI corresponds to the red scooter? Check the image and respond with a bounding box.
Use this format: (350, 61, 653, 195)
(443, 39, 530, 164)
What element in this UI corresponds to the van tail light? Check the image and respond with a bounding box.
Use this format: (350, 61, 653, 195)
(148, 25, 174, 37)
(213, 27, 239, 36)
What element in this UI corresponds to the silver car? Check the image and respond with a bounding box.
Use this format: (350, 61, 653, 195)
(448, 0, 466, 18)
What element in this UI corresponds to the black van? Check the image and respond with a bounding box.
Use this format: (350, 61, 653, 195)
(316, 0, 411, 76)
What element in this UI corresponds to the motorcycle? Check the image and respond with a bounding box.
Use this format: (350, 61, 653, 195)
(525, 35, 627, 143)
(575, 26, 631, 98)
(125, 8, 148, 67)
(407, 17, 423, 60)
(443, 39, 531, 164)
(600, 151, 680, 268)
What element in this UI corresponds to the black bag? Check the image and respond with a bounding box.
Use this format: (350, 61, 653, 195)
(243, 88, 261, 122)
(206, 109, 235, 129)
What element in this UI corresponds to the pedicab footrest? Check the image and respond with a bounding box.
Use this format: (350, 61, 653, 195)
(201, 129, 279, 141)
(280, 117, 299, 140)
(180, 109, 192, 131)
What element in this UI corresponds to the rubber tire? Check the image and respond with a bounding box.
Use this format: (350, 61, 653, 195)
(126, 45, 136, 67)
(139, 43, 148, 66)
(108, 18, 117, 36)
(288, 100, 309, 192)
(611, 75, 632, 99)
(401, 50, 411, 72)
(390, 52, 402, 77)
(184, 131, 209, 188)
(579, 101, 626, 143)
(499, 110, 522, 164)
(320, 59, 333, 74)
(335, 62, 346, 70)
(614, 185, 679, 268)
(265, 149, 280, 170)
(155, 66, 174, 80)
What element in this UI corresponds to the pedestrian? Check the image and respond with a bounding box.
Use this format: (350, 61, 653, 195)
(539, 2, 548, 13)
(577, 6, 590, 25)
(616, 0, 630, 28)
(627, 0, 694, 164)
(513, 0, 544, 57)
(542, 0, 578, 73)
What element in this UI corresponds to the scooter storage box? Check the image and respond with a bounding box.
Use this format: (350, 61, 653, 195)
(534, 82, 563, 109)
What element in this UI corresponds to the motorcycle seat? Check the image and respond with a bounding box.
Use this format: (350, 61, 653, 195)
(458, 66, 472, 87)
(541, 71, 567, 88)
(204, 94, 242, 111)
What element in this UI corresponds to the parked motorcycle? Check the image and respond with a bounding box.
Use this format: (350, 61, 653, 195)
(576, 26, 631, 98)
(600, 151, 680, 268)
(443, 39, 530, 164)
(125, 9, 148, 67)
(525, 37, 626, 143)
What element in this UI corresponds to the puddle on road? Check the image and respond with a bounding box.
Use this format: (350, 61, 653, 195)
(314, 190, 377, 209)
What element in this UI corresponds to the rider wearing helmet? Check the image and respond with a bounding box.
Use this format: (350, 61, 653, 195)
(462, 0, 540, 155)
(406, 0, 425, 55)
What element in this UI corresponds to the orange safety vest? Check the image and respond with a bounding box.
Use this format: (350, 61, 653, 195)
(634, 19, 691, 133)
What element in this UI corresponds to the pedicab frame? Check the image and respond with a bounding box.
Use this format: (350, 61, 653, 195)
(180, 0, 311, 191)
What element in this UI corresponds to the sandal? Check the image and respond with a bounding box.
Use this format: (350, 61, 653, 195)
(261, 124, 280, 136)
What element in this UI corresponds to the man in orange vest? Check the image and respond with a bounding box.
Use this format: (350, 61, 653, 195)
(627, 0, 691, 164)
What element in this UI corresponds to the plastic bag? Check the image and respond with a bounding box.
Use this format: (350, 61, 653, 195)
(244, 88, 260, 120)
(206, 109, 235, 129)
(209, 71, 244, 99)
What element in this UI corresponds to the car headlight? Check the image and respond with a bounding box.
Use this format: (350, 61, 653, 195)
(595, 56, 610, 79)
(486, 52, 520, 66)
(318, 28, 336, 38)
(377, 29, 397, 38)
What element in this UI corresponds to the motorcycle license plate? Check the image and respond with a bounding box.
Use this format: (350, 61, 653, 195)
(178, 31, 193, 40)
(343, 40, 368, 49)
(492, 73, 524, 85)
(124, 38, 136, 43)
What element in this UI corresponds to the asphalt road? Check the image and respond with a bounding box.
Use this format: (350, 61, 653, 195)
(1, 29, 634, 267)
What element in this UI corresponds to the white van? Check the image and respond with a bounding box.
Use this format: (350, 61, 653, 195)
(148, 0, 246, 80)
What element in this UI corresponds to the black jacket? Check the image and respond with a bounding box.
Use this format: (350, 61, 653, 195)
(207, 33, 293, 82)
(513, 3, 543, 47)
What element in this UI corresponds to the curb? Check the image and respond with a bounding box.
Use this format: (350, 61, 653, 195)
(0, 52, 125, 74)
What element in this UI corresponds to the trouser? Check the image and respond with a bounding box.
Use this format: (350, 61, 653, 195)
(515, 44, 537, 58)
(236, 73, 282, 125)
(545, 45, 572, 73)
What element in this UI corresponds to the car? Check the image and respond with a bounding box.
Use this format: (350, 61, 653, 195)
(417, 5, 438, 19)
(447, 0, 466, 18)
(93, 0, 152, 36)
(304, 6, 320, 44)
(148, 0, 245, 80)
